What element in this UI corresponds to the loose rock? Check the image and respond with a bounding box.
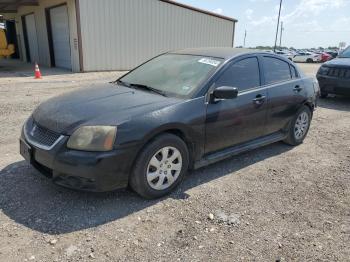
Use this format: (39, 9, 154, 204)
(65, 245, 78, 257)
(49, 239, 58, 245)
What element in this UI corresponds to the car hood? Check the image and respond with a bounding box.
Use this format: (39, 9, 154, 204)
(324, 58, 350, 67)
(33, 83, 181, 134)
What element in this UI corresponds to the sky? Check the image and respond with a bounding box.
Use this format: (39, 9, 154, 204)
(175, 0, 350, 49)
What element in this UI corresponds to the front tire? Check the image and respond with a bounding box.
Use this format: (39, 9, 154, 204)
(129, 133, 189, 199)
(306, 58, 313, 63)
(283, 106, 312, 146)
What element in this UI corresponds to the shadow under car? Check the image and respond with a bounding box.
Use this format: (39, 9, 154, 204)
(0, 142, 291, 235)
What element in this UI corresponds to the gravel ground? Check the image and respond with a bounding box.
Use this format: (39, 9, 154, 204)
(0, 61, 349, 261)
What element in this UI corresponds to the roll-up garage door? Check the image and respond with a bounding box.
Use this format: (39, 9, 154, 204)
(24, 14, 39, 63)
(49, 5, 72, 70)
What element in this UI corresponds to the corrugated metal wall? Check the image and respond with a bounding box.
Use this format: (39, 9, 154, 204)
(79, 0, 235, 71)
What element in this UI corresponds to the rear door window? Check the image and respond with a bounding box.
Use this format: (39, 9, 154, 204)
(215, 57, 260, 92)
(263, 57, 292, 84)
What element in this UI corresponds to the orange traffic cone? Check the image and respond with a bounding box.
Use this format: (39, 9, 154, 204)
(34, 63, 42, 79)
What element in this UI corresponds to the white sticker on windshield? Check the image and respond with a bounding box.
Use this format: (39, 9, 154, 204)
(198, 58, 221, 67)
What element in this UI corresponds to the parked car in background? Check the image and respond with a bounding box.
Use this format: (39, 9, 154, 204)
(293, 52, 322, 63)
(317, 46, 350, 98)
(320, 52, 332, 62)
(325, 50, 338, 59)
(20, 48, 319, 199)
(275, 50, 293, 61)
(314, 51, 333, 62)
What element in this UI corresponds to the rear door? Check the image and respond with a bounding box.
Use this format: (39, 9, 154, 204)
(49, 5, 72, 70)
(260, 56, 306, 134)
(205, 56, 269, 153)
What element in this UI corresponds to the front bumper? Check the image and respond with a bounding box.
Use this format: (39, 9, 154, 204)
(317, 75, 350, 96)
(20, 129, 139, 192)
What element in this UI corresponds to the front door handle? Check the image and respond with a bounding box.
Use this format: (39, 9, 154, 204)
(253, 94, 266, 105)
(294, 85, 303, 92)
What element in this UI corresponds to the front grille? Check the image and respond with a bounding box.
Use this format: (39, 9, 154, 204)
(326, 67, 350, 79)
(26, 120, 61, 148)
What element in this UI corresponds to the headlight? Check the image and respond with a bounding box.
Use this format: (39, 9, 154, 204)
(318, 66, 329, 75)
(67, 126, 117, 151)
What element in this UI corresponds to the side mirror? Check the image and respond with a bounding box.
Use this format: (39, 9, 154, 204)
(212, 86, 238, 101)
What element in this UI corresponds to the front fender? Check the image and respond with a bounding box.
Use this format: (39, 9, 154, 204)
(115, 97, 207, 161)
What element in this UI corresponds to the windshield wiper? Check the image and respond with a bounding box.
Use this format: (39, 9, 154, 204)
(128, 83, 167, 97)
(113, 79, 129, 87)
(113, 80, 167, 97)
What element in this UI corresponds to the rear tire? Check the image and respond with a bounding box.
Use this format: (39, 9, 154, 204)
(283, 106, 312, 146)
(129, 133, 189, 199)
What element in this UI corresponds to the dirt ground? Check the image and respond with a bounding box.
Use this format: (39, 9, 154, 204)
(0, 60, 349, 261)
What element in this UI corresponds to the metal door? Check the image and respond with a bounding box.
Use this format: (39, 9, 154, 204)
(50, 5, 72, 70)
(24, 14, 39, 63)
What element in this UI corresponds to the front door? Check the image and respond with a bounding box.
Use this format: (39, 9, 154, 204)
(205, 56, 268, 154)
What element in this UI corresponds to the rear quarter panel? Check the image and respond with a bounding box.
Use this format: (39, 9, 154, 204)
(302, 76, 319, 109)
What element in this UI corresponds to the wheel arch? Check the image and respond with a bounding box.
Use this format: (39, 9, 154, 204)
(283, 101, 314, 132)
(132, 125, 198, 172)
(303, 101, 315, 116)
(163, 129, 196, 167)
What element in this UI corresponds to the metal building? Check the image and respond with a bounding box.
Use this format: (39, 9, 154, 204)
(0, 0, 237, 72)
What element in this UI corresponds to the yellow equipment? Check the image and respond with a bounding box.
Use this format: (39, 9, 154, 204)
(0, 28, 15, 58)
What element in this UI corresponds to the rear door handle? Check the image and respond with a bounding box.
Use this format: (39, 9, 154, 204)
(294, 85, 303, 92)
(253, 94, 266, 105)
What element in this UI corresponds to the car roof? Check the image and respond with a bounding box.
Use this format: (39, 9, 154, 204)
(170, 47, 259, 60)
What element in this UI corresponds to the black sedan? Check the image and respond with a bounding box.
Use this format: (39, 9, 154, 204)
(20, 48, 319, 198)
(317, 46, 350, 98)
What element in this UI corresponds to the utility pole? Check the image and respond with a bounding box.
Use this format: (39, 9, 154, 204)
(274, 0, 283, 52)
(244, 30, 247, 47)
(279, 21, 284, 49)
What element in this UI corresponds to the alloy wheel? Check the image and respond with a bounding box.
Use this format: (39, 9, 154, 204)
(294, 111, 309, 140)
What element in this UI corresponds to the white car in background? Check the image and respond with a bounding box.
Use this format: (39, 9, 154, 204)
(275, 50, 294, 61)
(292, 52, 322, 63)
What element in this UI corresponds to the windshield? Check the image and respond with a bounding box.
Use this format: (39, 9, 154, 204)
(339, 47, 350, 58)
(119, 54, 223, 98)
